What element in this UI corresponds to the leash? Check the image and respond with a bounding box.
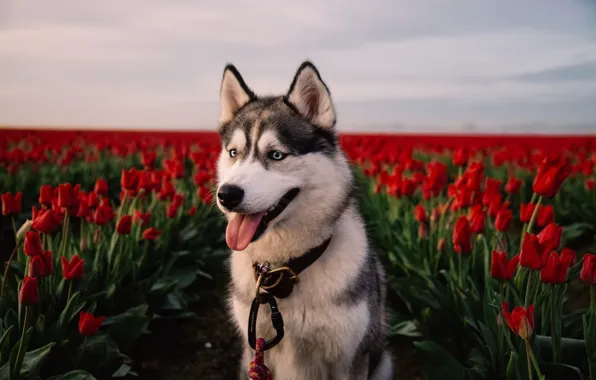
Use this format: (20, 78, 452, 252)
(247, 237, 332, 380)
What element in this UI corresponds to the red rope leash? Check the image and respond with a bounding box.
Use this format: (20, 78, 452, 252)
(248, 338, 272, 380)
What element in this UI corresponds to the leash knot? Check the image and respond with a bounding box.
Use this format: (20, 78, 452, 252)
(248, 338, 272, 380)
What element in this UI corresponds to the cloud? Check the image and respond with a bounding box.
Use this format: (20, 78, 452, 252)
(0, 0, 595, 131)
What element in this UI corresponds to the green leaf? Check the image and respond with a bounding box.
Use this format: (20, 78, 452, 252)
(478, 322, 498, 364)
(112, 364, 135, 377)
(169, 264, 200, 289)
(104, 306, 150, 352)
(0, 325, 14, 365)
(20, 342, 55, 380)
(506, 352, 520, 380)
(540, 362, 585, 380)
(10, 326, 33, 379)
(389, 319, 422, 338)
(47, 370, 98, 380)
(149, 277, 179, 296)
(414, 340, 466, 380)
(55, 292, 85, 341)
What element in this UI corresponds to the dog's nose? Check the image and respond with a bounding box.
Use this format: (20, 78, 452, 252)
(217, 184, 244, 210)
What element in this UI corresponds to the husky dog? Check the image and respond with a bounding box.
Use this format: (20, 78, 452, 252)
(215, 61, 393, 380)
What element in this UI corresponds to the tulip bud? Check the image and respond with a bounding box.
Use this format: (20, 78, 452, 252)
(16, 220, 33, 243)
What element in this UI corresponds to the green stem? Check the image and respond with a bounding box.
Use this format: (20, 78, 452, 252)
(591, 284, 596, 316)
(525, 195, 543, 237)
(495, 232, 506, 252)
(458, 254, 463, 288)
(526, 339, 544, 378)
(519, 193, 538, 247)
(14, 306, 30, 378)
(526, 340, 534, 380)
(67, 281, 73, 301)
(1, 242, 21, 297)
(59, 212, 70, 258)
(525, 270, 534, 306)
(550, 285, 559, 361)
(482, 235, 491, 280)
(11, 217, 17, 240)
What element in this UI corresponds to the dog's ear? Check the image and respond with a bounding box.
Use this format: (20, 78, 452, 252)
(219, 64, 255, 124)
(286, 61, 336, 129)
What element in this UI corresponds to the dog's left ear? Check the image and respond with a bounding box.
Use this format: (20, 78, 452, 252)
(219, 64, 256, 124)
(286, 61, 336, 129)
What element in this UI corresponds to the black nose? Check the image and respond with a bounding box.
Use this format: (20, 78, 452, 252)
(217, 184, 244, 210)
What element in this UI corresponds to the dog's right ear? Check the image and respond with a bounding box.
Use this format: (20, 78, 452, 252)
(219, 64, 255, 124)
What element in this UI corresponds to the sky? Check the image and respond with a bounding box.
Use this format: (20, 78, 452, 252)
(0, 0, 596, 133)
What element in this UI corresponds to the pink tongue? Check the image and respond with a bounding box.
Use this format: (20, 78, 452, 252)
(226, 212, 266, 251)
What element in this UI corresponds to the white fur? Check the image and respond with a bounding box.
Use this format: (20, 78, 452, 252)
(230, 205, 372, 379)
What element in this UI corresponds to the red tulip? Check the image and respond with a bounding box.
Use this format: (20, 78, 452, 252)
(116, 215, 132, 235)
(540, 249, 575, 284)
(452, 147, 469, 167)
(536, 205, 555, 228)
(133, 209, 151, 226)
(1, 192, 22, 216)
(158, 180, 175, 200)
(452, 215, 472, 255)
(61, 255, 84, 280)
(587, 179, 596, 191)
(468, 205, 486, 234)
(142, 227, 161, 240)
(520, 203, 536, 224)
(532, 157, 572, 198)
(465, 162, 485, 192)
(197, 186, 214, 205)
(423, 160, 448, 197)
(188, 206, 197, 216)
(537, 223, 562, 251)
(93, 204, 115, 226)
(121, 168, 139, 191)
(32, 207, 61, 234)
(580, 254, 596, 284)
(86, 191, 99, 208)
(494, 208, 513, 232)
(19, 276, 39, 305)
(414, 205, 427, 224)
(57, 183, 75, 208)
(502, 302, 534, 340)
(519, 233, 555, 270)
(39, 185, 53, 205)
(94, 178, 109, 196)
(24, 231, 43, 257)
(505, 177, 522, 194)
(164, 159, 185, 179)
(78, 311, 106, 336)
(29, 250, 53, 278)
(194, 171, 211, 187)
(491, 251, 520, 281)
(141, 151, 157, 169)
(137, 170, 154, 192)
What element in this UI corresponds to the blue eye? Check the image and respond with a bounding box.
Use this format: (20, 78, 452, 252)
(229, 149, 237, 158)
(268, 150, 287, 161)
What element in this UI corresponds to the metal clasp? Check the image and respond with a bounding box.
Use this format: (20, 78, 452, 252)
(248, 292, 284, 351)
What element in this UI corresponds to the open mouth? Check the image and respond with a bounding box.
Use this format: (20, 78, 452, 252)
(225, 188, 300, 251)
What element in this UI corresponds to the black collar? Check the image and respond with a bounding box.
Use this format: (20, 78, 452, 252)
(253, 236, 332, 299)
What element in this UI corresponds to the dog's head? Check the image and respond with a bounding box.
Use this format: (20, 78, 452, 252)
(215, 61, 353, 253)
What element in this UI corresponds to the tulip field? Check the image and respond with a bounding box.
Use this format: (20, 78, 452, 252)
(1, 129, 596, 380)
